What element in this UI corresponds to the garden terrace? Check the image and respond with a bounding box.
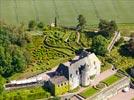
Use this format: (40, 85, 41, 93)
(79, 70, 126, 99)
(101, 72, 124, 86)
(79, 87, 99, 99)
(9, 28, 92, 80)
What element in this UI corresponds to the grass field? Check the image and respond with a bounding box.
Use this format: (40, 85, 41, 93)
(0, 0, 134, 26)
(102, 74, 122, 86)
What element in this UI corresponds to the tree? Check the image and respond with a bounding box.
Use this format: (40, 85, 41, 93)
(76, 14, 86, 31)
(119, 33, 134, 57)
(0, 25, 28, 77)
(28, 20, 36, 30)
(37, 22, 44, 29)
(55, 17, 57, 27)
(12, 48, 26, 72)
(92, 35, 108, 55)
(0, 75, 4, 94)
(127, 39, 134, 55)
(0, 46, 12, 77)
(98, 19, 117, 38)
(115, 37, 124, 46)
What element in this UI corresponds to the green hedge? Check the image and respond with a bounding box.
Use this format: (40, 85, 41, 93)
(1, 86, 51, 100)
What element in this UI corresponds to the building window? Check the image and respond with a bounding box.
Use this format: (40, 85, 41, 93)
(95, 66, 97, 69)
(94, 61, 96, 65)
(64, 82, 66, 85)
(88, 76, 90, 80)
(61, 83, 63, 86)
(70, 74, 72, 78)
(76, 70, 78, 75)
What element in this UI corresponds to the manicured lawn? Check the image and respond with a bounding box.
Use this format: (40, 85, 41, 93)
(102, 74, 122, 86)
(79, 87, 99, 99)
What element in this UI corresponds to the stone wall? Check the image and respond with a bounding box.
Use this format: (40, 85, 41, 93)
(5, 81, 44, 90)
(87, 76, 130, 100)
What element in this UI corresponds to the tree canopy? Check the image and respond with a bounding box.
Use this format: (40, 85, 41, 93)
(76, 14, 86, 31)
(0, 25, 31, 77)
(127, 39, 134, 55)
(91, 35, 108, 55)
(37, 22, 44, 29)
(0, 75, 5, 94)
(98, 19, 118, 38)
(28, 20, 36, 30)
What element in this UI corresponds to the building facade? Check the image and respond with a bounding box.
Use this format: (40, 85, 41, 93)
(56, 51, 101, 90)
(48, 76, 70, 96)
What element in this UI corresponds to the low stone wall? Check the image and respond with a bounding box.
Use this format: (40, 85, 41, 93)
(107, 31, 121, 52)
(87, 76, 130, 100)
(5, 81, 44, 90)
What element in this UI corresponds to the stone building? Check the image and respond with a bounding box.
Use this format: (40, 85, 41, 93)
(55, 51, 101, 90)
(48, 76, 70, 96)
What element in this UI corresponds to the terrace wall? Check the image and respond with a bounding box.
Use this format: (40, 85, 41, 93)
(87, 76, 130, 100)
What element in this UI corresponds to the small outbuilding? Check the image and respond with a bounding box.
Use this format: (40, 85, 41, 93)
(48, 75, 70, 96)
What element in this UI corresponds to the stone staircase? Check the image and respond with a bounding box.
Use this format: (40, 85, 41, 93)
(107, 31, 121, 52)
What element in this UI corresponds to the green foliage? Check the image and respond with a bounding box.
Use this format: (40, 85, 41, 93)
(115, 37, 124, 47)
(98, 19, 117, 38)
(1, 86, 51, 100)
(28, 20, 36, 30)
(101, 62, 111, 72)
(77, 14, 86, 31)
(110, 47, 134, 70)
(0, 24, 31, 77)
(37, 22, 44, 29)
(0, 75, 5, 94)
(92, 35, 108, 55)
(127, 35, 134, 56)
(12, 48, 26, 72)
(119, 36, 134, 57)
(79, 87, 99, 98)
(102, 74, 122, 86)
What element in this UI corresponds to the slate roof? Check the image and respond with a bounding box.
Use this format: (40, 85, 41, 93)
(56, 51, 101, 80)
(50, 75, 68, 85)
(56, 63, 69, 79)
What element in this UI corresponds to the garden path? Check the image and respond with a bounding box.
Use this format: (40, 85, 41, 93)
(91, 68, 117, 86)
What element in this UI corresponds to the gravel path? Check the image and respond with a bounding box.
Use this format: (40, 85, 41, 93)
(76, 32, 80, 43)
(91, 68, 117, 86)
